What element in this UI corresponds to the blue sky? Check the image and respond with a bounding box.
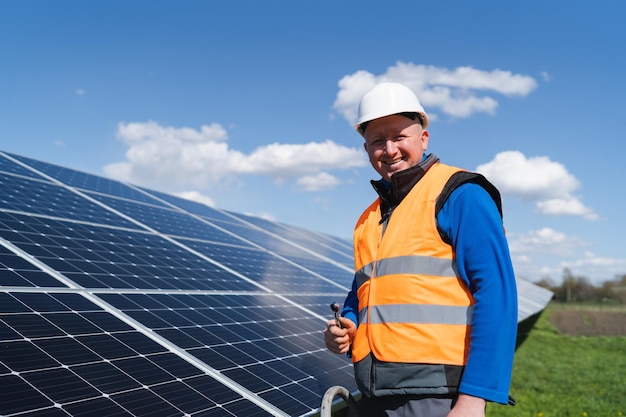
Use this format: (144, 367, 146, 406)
(1, 1, 624, 285)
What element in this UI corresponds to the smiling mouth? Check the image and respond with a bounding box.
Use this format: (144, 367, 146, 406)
(384, 158, 405, 166)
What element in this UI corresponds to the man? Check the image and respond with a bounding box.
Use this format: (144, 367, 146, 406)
(324, 82, 518, 417)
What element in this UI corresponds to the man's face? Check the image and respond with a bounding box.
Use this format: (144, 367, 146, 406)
(363, 114, 429, 181)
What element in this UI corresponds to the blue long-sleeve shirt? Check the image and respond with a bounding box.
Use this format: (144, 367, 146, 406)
(341, 165, 518, 404)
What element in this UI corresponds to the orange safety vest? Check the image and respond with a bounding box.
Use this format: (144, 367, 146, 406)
(352, 163, 474, 393)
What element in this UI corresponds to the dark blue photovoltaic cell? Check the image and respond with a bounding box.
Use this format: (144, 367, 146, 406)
(89, 192, 253, 246)
(0, 153, 48, 180)
(5, 152, 170, 206)
(0, 213, 259, 291)
(0, 245, 67, 287)
(0, 291, 274, 417)
(277, 255, 354, 289)
(226, 211, 355, 267)
(0, 172, 139, 229)
(100, 292, 356, 416)
(180, 238, 346, 293)
(283, 225, 354, 264)
(140, 186, 242, 223)
(204, 218, 327, 259)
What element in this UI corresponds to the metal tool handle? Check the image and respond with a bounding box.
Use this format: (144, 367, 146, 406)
(330, 302, 342, 328)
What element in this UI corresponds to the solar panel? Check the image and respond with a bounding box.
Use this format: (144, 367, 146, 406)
(0, 150, 356, 417)
(0, 150, 551, 417)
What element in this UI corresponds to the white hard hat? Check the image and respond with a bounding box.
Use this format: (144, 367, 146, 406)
(354, 82, 429, 135)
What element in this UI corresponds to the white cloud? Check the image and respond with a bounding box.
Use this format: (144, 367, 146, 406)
(174, 191, 216, 208)
(508, 227, 586, 257)
(105, 121, 367, 192)
(536, 198, 598, 220)
(476, 151, 578, 199)
(334, 70, 379, 123)
(296, 172, 340, 191)
(505, 228, 626, 285)
(476, 151, 597, 219)
(117, 121, 228, 144)
(507, 227, 587, 283)
(333, 62, 537, 123)
(76, 89, 85, 96)
(567, 251, 626, 270)
(239, 141, 366, 178)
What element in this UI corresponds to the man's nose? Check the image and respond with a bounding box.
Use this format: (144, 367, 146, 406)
(383, 139, 397, 155)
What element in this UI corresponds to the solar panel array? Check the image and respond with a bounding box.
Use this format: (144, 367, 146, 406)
(0, 150, 358, 417)
(0, 150, 552, 417)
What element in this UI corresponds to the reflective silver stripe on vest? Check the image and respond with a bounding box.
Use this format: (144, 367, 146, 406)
(355, 255, 459, 288)
(367, 303, 473, 325)
(355, 261, 375, 288)
(359, 306, 368, 324)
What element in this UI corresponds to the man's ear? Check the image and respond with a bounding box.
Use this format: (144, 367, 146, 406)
(421, 129, 429, 150)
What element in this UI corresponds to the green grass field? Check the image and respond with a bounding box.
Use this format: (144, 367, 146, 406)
(486, 306, 626, 417)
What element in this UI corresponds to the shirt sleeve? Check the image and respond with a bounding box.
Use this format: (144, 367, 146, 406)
(436, 182, 518, 404)
(341, 277, 359, 327)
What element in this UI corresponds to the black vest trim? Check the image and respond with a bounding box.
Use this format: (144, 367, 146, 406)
(435, 171, 503, 245)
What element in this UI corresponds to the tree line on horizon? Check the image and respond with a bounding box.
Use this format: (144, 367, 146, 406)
(534, 269, 626, 304)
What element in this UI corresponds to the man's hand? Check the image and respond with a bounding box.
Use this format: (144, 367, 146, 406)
(446, 394, 486, 417)
(323, 317, 356, 354)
